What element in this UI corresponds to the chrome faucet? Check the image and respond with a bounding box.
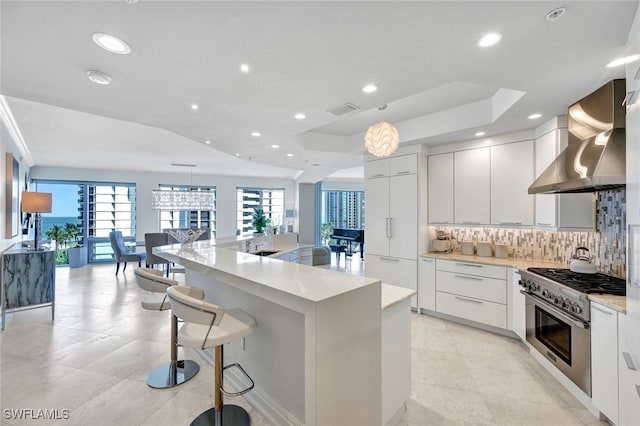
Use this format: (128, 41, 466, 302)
(245, 240, 252, 253)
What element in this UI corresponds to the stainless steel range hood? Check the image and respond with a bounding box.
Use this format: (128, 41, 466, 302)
(528, 79, 626, 194)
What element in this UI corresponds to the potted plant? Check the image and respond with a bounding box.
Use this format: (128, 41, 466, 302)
(45, 224, 68, 265)
(252, 208, 267, 235)
(64, 223, 87, 268)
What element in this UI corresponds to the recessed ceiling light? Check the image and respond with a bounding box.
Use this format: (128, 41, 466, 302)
(92, 33, 131, 54)
(86, 70, 112, 85)
(606, 54, 640, 68)
(528, 113, 543, 120)
(286, 153, 294, 157)
(240, 64, 250, 73)
(191, 104, 199, 110)
(477, 32, 502, 48)
(251, 132, 261, 137)
(294, 113, 306, 120)
(545, 7, 566, 21)
(271, 144, 280, 149)
(362, 84, 378, 93)
(235, 153, 240, 157)
(475, 131, 486, 137)
(205, 140, 211, 144)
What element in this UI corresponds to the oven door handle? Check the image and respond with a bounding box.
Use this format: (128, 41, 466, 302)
(521, 291, 589, 329)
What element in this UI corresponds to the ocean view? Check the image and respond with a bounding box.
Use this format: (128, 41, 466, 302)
(42, 216, 80, 236)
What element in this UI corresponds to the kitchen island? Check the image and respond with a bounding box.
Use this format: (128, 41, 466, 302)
(155, 236, 413, 426)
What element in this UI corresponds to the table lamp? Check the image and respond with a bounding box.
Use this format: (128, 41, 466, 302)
(21, 191, 52, 251)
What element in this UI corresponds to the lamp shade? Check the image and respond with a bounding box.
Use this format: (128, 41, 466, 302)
(364, 121, 400, 157)
(21, 192, 52, 213)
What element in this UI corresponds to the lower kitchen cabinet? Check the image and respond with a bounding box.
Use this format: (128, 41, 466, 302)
(619, 313, 640, 426)
(418, 257, 436, 311)
(511, 269, 526, 341)
(366, 254, 417, 308)
(591, 302, 619, 425)
(434, 259, 507, 329)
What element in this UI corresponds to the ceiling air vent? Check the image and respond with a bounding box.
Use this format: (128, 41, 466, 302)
(327, 103, 360, 116)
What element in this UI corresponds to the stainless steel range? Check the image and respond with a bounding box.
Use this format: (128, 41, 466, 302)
(519, 268, 626, 396)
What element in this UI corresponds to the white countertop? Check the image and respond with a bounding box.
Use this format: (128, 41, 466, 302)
(381, 284, 415, 310)
(155, 240, 380, 306)
(420, 251, 569, 270)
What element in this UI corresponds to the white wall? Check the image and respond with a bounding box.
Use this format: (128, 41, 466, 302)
(29, 166, 296, 240)
(297, 183, 316, 244)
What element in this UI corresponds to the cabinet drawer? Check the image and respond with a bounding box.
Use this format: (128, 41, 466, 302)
(436, 259, 506, 280)
(436, 271, 506, 304)
(366, 255, 417, 307)
(436, 291, 507, 329)
(389, 154, 417, 176)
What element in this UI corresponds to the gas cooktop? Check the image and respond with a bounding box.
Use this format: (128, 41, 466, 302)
(528, 268, 626, 297)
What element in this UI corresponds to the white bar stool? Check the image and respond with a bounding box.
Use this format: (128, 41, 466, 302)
(167, 285, 257, 426)
(134, 268, 200, 388)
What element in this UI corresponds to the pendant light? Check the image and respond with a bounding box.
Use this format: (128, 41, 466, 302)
(151, 164, 214, 210)
(364, 105, 400, 157)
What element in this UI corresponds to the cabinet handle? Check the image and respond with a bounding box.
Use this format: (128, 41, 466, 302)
(500, 221, 522, 225)
(623, 352, 638, 371)
(636, 385, 640, 400)
(380, 257, 399, 262)
(537, 222, 552, 226)
(455, 262, 483, 268)
(462, 221, 481, 225)
(455, 296, 483, 304)
(394, 170, 411, 175)
(371, 173, 385, 178)
(454, 274, 483, 281)
(421, 258, 434, 263)
(591, 305, 614, 315)
(386, 217, 392, 238)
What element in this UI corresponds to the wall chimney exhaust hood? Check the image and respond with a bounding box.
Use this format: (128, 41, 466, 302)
(528, 79, 626, 194)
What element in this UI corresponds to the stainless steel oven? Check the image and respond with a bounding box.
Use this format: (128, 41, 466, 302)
(524, 292, 591, 396)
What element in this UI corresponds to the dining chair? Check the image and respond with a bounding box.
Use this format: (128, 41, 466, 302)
(109, 230, 146, 275)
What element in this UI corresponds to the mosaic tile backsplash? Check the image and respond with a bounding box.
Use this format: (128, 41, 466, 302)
(434, 189, 626, 278)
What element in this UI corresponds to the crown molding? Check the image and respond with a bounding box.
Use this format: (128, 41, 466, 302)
(0, 96, 34, 167)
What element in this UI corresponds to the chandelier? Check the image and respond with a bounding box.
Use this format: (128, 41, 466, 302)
(151, 189, 215, 211)
(364, 105, 400, 157)
(151, 164, 215, 211)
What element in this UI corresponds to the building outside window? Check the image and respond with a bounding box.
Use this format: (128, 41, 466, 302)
(35, 181, 137, 263)
(321, 190, 365, 229)
(236, 187, 285, 236)
(158, 185, 216, 236)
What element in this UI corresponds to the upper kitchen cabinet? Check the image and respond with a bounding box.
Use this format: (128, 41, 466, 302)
(365, 154, 417, 179)
(534, 117, 594, 230)
(491, 140, 534, 226)
(428, 153, 454, 224)
(454, 147, 490, 225)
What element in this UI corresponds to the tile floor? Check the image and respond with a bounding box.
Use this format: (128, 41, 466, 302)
(0, 255, 606, 425)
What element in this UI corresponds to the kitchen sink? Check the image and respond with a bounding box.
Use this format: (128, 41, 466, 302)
(251, 249, 279, 257)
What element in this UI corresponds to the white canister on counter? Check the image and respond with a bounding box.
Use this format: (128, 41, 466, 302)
(494, 244, 509, 258)
(460, 241, 475, 255)
(477, 242, 493, 257)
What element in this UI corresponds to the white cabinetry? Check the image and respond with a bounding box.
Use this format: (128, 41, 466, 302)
(591, 302, 619, 424)
(367, 255, 417, 308)
(435, 259, 507, 329)
(490, 141, 534, 226)
(534, 120, 594, 230)
(418, 257, 436, 311)
(619, 312, 640, 426)
(365, 153, 420, 309)
(511, 269, 526, 341)
(427, 153, 454, 224)
(454, 148, 490, 225)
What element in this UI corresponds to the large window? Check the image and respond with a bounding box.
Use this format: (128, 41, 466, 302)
(321, 190, 365, 229)
(35, 180, 137, 263)
(158, 185, 216, 236)
(236, 187, 284, 236)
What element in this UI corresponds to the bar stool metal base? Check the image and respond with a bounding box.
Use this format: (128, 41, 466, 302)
(190, 405, 251, 426)
(147, 360, 200, 389)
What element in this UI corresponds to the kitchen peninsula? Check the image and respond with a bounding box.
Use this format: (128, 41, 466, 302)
(155, 235, 414, 426)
